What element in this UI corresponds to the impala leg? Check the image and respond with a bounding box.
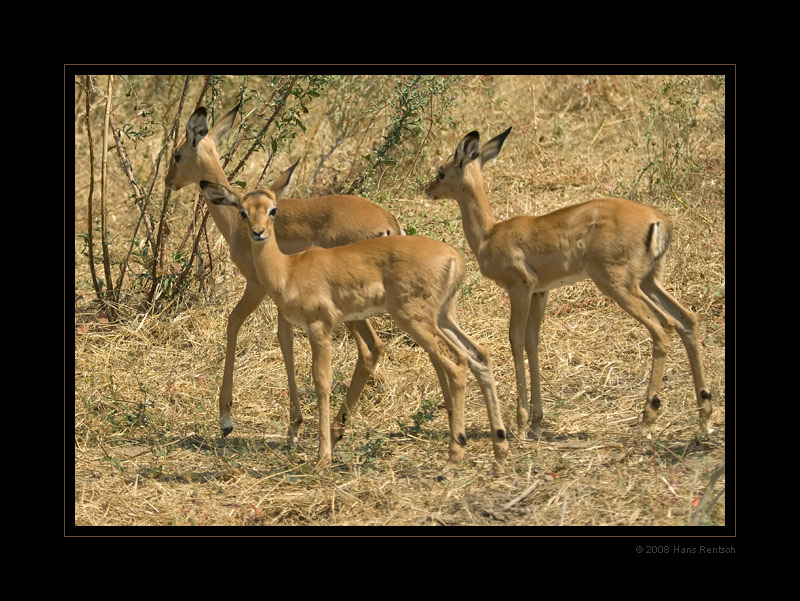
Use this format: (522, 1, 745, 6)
(331, 319, 385, 447)
(440, 307, 508, 473)
(525, 291, 548, 439)
(398, 315, 468, 476)
(307, 321, 333, 470)
(508, 286, 534, 435)
(277, 312, 303, 445)
(219, 280, 266, 436)
(434, 345, 468, 477)
(643, 278, 713, 434)
(593, 276, 673, 436)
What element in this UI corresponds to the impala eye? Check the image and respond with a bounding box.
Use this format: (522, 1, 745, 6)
(173, 152, 181, 163)
(239, 210, 248, 220)
(438, 168, 445, 180)
(268, 207, 277, 218)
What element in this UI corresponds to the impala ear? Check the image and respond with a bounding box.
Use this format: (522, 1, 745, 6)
(270, 158, 300, 199)
(186, 107, 209, 148)
(455, 131, 481, 169)
(480, 126, 511, 166)
(200, 180, 239, 206)
(209, 102, 240, 146)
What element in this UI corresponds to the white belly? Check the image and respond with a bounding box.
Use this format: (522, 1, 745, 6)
(342, 305, 386, 322)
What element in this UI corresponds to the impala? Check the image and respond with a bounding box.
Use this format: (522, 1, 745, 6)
(200, 172, 509, 476)
(425, 128, 712, 439)
(165, 104, 404, 445)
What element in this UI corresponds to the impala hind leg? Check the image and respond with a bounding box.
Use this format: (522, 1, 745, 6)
(432, 346, 469, 478)
(331, 319, 385, 447)
(397, 315, 469, 476)
(439, 307, 508, 473)
(219, 280, 266, 435)
(642, 276, 713, 434)
(592, 274, 675, 436)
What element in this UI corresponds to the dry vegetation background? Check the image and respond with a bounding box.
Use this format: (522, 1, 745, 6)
(72, 72, 728, 531)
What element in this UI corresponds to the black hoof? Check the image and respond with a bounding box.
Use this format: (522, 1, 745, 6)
(221, 426, 233, 437)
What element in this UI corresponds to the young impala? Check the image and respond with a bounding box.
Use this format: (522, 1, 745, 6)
(165, 104, 404, 445)
(200, 171, 509, 476)
(425, 128, 712, 439)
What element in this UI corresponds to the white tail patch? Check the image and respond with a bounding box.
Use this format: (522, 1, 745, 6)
(647, 222, 670, 259)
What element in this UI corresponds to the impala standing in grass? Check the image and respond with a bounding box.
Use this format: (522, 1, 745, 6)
(165, 104, 404, 445)
(201, 168, 509, 476)
(425, 128, 712, 439)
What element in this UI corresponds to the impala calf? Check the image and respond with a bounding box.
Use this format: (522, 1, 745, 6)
(201, 171, 509, 476)
(165, 104, 404, 445)
(425, 128, 712, 439)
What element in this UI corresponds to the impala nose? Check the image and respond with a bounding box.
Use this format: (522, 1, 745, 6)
(424, 181, 437, 199)
(252, 228, 267, 241)
(165, 177, 184, 192)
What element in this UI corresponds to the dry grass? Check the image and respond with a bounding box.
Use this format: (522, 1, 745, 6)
(71, 72, 728, 532)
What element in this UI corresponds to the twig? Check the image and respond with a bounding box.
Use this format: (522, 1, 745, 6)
(667, 180, 713, 225)
(396, 94, 435, 193)
(193, 75, 212, 113)
(99, 75, 115, 307)
(107, 117, 155, 243)
(108, 114, 156, 298)
(503, 480, 540, 510)
(148, 75, 190, 304)
(233, 75, 299, 181)
(176, 206, 212, 290)
(83, 76, 102, 303)
(690, 462, 725, 525)
(661, 475, 678, 497)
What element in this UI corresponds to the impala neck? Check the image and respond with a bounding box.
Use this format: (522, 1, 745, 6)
(251, 229, 291, 301)
(455, 166, 497, 255)
(199, 149, 239, 243)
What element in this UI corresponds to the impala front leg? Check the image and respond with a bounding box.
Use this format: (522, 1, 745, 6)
(277, 312, 302, 444)
(525, 291, 548, 439)
(508, 286, 534, 436)
(307, 321, 333, 470)
(219, 280, 266, 435)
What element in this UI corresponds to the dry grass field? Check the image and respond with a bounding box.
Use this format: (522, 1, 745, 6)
(71, 71, 729, 535)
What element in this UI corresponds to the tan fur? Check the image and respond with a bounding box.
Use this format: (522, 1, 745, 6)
(426, 128, 712, 438)
(202, 179, 509, 477)
(165, 105, 403, 443)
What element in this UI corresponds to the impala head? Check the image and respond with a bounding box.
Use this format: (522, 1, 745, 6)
(165, 104, 240, 191)
(425, 127, 512, 200)
(200, 159, 299, 243)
